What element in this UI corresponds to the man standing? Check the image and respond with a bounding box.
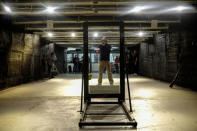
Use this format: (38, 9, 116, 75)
(133, 50, 138, 75)
(73, 55, 79, 73)
(98, 37, 114, 85)
(115, 56, 119, 73)
(48, 52, 57, 78)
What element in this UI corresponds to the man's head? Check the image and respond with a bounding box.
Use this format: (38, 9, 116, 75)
(101, 37, 107, 45)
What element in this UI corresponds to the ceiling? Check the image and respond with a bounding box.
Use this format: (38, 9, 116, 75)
(0, 0, 197, 45)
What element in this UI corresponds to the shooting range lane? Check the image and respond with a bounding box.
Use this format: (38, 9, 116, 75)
(0, 74, 197, 130)
(0, 0, 197, 130)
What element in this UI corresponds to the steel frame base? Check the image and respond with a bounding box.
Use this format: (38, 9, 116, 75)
(79, 101, 137, 128)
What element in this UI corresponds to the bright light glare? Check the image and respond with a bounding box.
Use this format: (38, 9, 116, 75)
(71, 32, 76, 37)
(175, 6, 187, 11)
(160, 5, 194, 14)
(130, 6, 144, 13)
(138, 31, 144, 37)
(4, 6, 12, 13)
(93, 32, 98, 37)
(48, 32, 53, 37)
(46, 6, 56, 13)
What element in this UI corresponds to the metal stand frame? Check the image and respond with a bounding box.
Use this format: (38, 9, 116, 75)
(79, 102, 137, 128)
(79, 22, 137, 128)
(126, 58, 133, 112)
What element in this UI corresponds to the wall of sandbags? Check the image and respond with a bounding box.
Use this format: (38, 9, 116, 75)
(175, 32, 197, 88)
(139, 31, 197, 89)
(0, 30, 11, 87)
(0, 30, 44, 88)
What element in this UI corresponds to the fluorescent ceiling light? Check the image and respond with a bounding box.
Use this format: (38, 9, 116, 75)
(46, 6, 56, 13)
(112, 47, 119, 49)
(4, 6, 12, 13)
(48, 32, 53, 37)
(175, 6, 187, 11)
(67, 47, 76, 51)
(93, 32, 98, 37)
(71, 32, 76, 37)
(138, 31, 144, 37)
(130, 6, 144, 13)
(166, 5, 193, 13)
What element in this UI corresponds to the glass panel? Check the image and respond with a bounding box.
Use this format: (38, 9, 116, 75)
(88, 26, 120, 94)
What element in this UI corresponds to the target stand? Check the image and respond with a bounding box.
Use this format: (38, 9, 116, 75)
(79, 22, 137, 128)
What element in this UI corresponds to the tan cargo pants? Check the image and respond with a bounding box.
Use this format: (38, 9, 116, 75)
(98, 61, 114, 84)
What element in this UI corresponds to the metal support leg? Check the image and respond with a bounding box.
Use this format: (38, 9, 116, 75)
(79, 73, 84, 113)
(79, 102, 88, 128)
(126, 65, 133, 112)
(121, 103, 137, 127)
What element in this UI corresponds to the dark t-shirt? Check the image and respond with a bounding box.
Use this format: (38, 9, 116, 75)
(73, 57, 79, 65)
(99, 44, 111, 61)
(133, 53, 138, 65)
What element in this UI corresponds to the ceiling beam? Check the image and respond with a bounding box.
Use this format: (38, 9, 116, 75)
(4, 1, 197, 7)
(55, 42, 140, 45)
(49, 38, 147, 42)
(26, 26, 168, 31)
(47, 37, 150, 40)
(13, 20, 180, 25)
(1, 10, 197, 16)
(51, 42, 145, 45)
(34, 31, 159, 34)
(45, 35, 153, 40)
(38, 34, 155, 38)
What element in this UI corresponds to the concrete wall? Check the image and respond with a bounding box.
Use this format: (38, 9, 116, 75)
(139, 31, 197, 89)
(0, 30, 43, 88)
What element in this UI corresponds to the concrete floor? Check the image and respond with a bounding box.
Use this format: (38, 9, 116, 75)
(0, 73, 197, 131)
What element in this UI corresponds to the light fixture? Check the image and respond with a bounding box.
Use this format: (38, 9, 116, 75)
(93, 32, 98, 37)
(175, 6, 186, 12)
(130, 6, 143, 13)
(71, 32, 76, 37)
(138, 31, 144, 37)
(4, 5, 12, 13)
(46, 6, 56, 14)
(161, 5, 194, 14)
(48, 32, 53, 37)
